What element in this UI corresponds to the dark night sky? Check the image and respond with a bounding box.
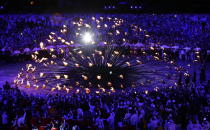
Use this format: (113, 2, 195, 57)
(0, 0, 209, 13)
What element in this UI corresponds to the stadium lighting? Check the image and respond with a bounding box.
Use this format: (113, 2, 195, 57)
(82, 32, 93, 44)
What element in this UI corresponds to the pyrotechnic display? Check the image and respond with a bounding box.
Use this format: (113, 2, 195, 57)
(1, 1, 209, 129)
(14, 16, 179, 94)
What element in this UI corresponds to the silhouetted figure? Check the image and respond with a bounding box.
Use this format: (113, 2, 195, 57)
(201, 22, 206, 33)
(200, 64, 206, 83)
(185, 74, 190, 86)
(192, 71, 196, 83)
(3, 81, 10, 90)
(177, 72, 182, 86)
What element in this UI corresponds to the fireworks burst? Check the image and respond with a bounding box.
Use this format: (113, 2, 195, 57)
(37, 46, 143, 89)
(14, 16, 178, 94)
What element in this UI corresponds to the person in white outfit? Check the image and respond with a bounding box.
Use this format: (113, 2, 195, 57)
(95, 115, 104, 130)
(148, 116, 159, 130)
(130, 110, 139, 129)
(164, 119, 176, 130)
(202, 119, 210, 130)
(2, 112, 8, 129)
(77, 108, 84, 120)
(107, 111, 115, 129)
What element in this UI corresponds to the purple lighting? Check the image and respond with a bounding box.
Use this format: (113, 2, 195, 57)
(0, 14, 209, 130)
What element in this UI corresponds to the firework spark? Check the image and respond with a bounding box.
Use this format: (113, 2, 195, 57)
(15, 16, 178, 94)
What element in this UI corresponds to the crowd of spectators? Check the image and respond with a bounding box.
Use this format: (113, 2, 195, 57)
(127, 14, 209, 48)
(0, 14, 209, 49)
(0, 15, 53, 48)
(0, 76, 209, 129)
(0, 14, 209, 129)
(0, 14, 209, 63)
